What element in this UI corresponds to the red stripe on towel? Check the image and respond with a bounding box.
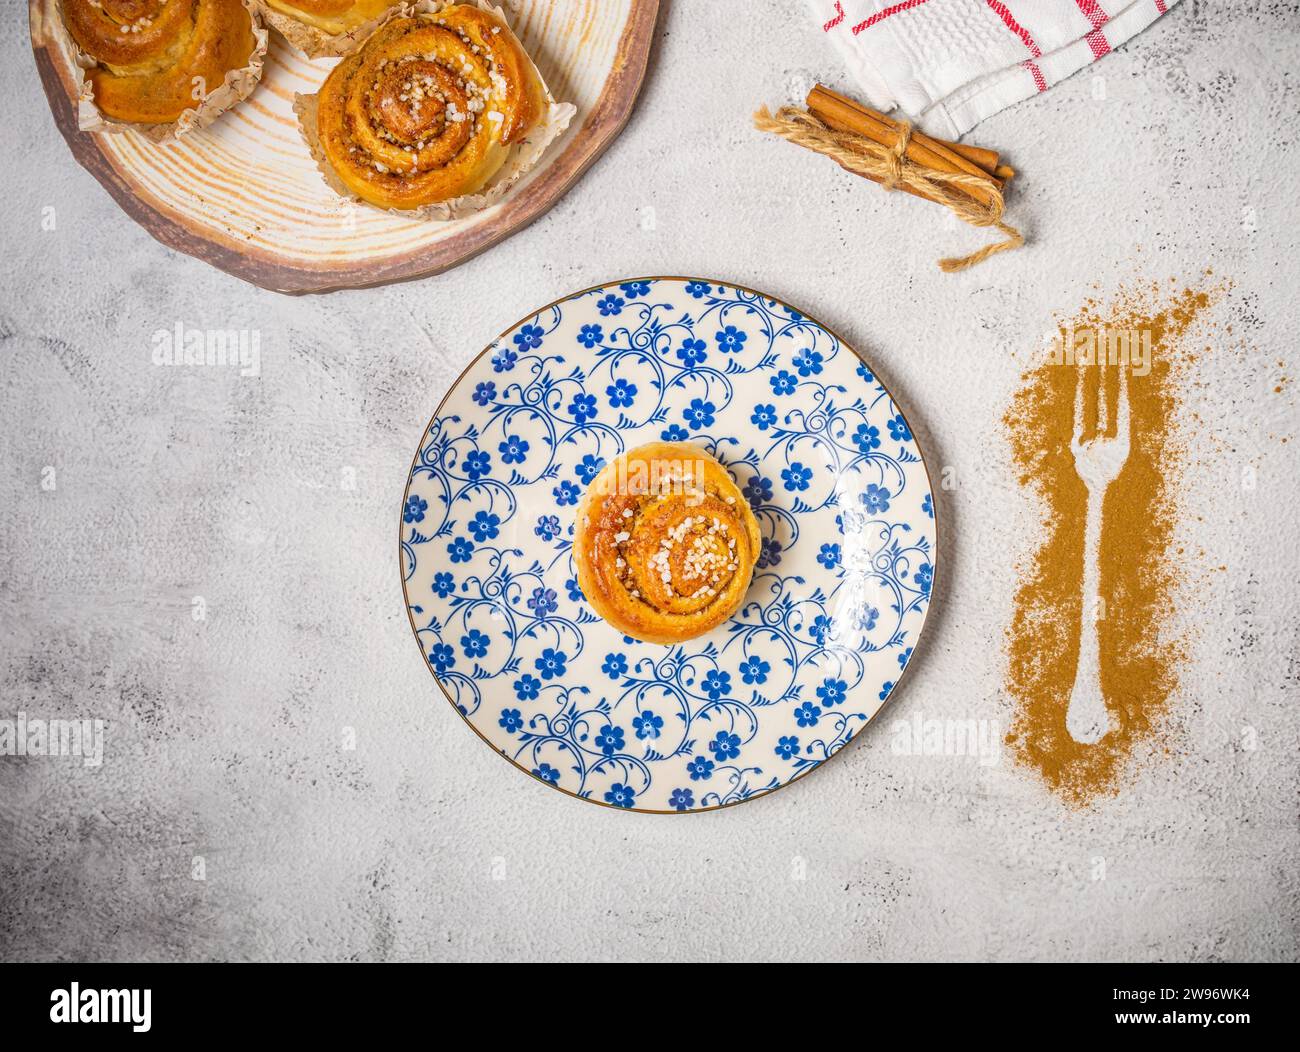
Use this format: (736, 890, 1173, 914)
(1073, 0, 1112, 57)
(983, 0, 1048, 91)
(852, 0, 934, 35)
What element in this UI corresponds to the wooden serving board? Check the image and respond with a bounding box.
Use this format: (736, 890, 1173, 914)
(29, 0, 659, 293)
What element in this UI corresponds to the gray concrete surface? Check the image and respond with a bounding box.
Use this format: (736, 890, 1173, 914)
(2, 0, 1297, 962)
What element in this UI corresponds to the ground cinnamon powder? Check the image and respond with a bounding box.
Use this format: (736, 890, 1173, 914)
(1003, 282, 1220, 805)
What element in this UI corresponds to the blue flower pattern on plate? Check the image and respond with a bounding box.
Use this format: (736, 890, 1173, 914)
(404, 495, 428, 523)
(401, 280, 934, 812)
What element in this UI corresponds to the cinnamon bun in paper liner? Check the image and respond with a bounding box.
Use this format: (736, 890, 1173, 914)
(56, 0, 268, 143)
(253, 0, 399, 59)
(294, 1, 575, 218)
(574, 443, 763, 646)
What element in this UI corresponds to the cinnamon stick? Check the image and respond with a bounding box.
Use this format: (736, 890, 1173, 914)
(827, 155, 939, 205)
(949, 142, 1001, 176)
(809, 86, 1002, 189)
(809, 85, 1002, 178)
(753, 103, 1025, 271)
(807, 85, 1003, 206)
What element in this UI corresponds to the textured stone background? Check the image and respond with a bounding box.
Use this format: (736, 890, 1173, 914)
(2, 0, 1297, 962)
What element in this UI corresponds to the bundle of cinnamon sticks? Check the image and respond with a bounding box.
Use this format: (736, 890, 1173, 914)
(754, 84, 1024, 271)
(805, 84, 1013, 210)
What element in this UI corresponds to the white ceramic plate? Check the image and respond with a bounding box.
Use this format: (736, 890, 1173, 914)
(400, 278, 937, 812)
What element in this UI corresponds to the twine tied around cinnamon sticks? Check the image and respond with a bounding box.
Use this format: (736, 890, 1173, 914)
(755, 86, 1024, 272)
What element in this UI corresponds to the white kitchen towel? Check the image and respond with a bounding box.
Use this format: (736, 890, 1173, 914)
(811, 0, 1181, 138)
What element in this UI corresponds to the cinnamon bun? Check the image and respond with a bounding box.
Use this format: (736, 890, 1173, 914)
(574, 443, 762, 646)
(301, 2, 563, 213)
(60, 0, 264, 131)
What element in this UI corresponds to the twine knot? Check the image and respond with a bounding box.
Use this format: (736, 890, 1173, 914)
(881, 119, 912, 191)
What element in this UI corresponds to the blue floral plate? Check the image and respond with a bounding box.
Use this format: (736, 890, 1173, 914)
(400, 278, 936, 813)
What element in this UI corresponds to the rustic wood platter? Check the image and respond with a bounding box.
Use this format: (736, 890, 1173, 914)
(29, 0, 660, 293)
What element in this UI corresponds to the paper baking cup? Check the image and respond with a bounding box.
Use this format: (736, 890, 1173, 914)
(55, 0, 269, 143)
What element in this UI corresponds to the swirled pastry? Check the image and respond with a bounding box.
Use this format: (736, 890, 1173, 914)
(305, 3, 551, 211)
(256, 0, 396, 57)
(61, 0, 262, 128)
(574, 443, 762, 646)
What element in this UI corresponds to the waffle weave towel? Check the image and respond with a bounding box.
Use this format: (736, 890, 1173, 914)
(810, 0, 1180, 137)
